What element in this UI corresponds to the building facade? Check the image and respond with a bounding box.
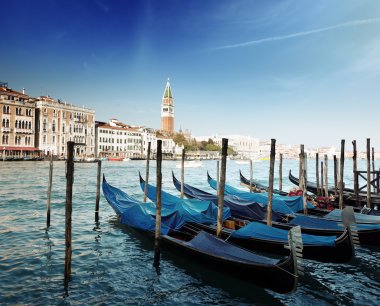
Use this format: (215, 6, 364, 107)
(96, 119, 142, 159)
(34, 96, 95, 157)
(0, 83, 37, 159)
(161, 79, 174, 133)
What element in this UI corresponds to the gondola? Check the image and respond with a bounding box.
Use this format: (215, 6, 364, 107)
(102, 175, 299, 294)
(140, 174, 354, 263)
(240, 171, 288, 196)
(172, 173, 380, 246)
(289, 170, 380, 211)
(230, 173, 380, 223)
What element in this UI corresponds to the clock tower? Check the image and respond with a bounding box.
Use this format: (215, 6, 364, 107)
(161, 78, 174, 133)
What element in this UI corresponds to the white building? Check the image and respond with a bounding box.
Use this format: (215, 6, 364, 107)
(195, 134, 260, 157)
(95, 119, 142, 158)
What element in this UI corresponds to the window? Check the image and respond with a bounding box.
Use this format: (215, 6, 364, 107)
(6, 119, 9, 128)
(43, 119, 47, 131)
(43, 135, 46, 144)
(52, 136, 55, 144)
(52, 120, 56, 132)
(28, 122, 31, 129)
(62, 123, 65, 133)
(15, 120, 18, 128)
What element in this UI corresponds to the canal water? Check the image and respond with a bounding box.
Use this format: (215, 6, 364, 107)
(0, 159, 379, 305)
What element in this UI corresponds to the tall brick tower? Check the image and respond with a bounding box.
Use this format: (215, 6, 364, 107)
(161, 78, 174, 133)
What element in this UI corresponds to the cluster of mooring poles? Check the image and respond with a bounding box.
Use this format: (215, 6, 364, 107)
(53, 137, 378, 285)
(45, 141, 102, 290)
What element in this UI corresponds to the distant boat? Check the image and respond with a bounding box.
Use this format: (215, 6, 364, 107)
(235, 160, 250, 165)
(175, 160, 203, 168)
(123, 158, 131, 162)
(108, 157, 123, 161)
(235, 159, 261, 165)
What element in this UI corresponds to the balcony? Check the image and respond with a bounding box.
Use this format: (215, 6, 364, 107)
(14, 128, 34, 134)
(1, 127, 11, 133)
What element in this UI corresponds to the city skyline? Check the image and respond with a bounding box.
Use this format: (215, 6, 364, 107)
(1, 0, 380, 151)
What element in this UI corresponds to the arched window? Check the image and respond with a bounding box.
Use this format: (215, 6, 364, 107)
(52, 120, 56, 132)
(43, 119, 47, 131)
(2, 119, 5, 127)
(15, 120, 18, 128)
(2, 105, 5, 113)
(62, 123, 65, 133)
(6, 119, 9, 128)
(22, 121, 25, 129)
(28, 122, 31, 129)
(18, 121, 22, 128)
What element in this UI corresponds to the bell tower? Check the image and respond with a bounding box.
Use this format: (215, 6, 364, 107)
(161, 78, 174, 133)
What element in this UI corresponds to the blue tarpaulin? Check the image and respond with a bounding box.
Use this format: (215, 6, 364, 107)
(231, 221, 336, 246)
(290, 215, 380, 231)
(103, 177, 222, 234)
(171, 173, 283, 221)
(139, 174, 231, 221)
(207, 175, 314, 213)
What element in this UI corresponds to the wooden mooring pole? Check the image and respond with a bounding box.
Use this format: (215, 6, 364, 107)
(95, 160, 102, 223)
(143, 142, 151, 203)
(352, 140, 359, 207)
(216, 160, 220, 195)
(299, 145, 304, 189)
(372, 147, 375, 193)
(321, 161, 324, 197)
(249, 159, 253, 192)
(339, 140, 345, 210)
(153, 140, 162, 267)
(180, 148, 185, 198)
(302, 151, 308, 214)
(217, 138, 228, 238)
(333, 155, 338, 196)
(324, 154, 329, 197)
(46, 154, 53, 228)
(267, 139, 276, 226)
(64, 141, 75, 287)
(316, 153, 320, 196)
(366, 138, 372, 208)
(279, 153, 283, 192)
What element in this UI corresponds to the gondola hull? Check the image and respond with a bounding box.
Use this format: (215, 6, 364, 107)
(103, 176, 299, 294)
(189, 223, 353, 263)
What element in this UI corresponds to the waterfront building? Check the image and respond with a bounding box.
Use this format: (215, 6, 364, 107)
(96, 119, 142, 159)
(161, 78, 174, 133)
(0, 83, 37, 158)
(34, 96, 95, 157)
(195, 134, 260, 157)
(317, 147, 336, 159)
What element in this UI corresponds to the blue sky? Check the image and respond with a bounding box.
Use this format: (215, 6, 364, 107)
(1, 0, 380, 150)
